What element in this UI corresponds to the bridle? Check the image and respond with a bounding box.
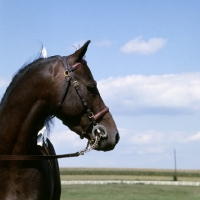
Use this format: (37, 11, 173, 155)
(61, 56, 109, 141)
(0, 57, 109, 160)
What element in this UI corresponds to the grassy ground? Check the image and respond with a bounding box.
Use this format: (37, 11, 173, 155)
(60, 168, 200, 199)
(61, 184, 200, 200)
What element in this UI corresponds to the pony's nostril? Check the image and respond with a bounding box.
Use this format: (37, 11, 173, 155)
(115, 132, 120, 144)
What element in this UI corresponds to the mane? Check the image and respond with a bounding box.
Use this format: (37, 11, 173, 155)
(0, 54, 60, 133)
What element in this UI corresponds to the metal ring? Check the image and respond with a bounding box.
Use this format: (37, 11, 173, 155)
(92, 124, 107, 138)
(64, 70, 70, 77)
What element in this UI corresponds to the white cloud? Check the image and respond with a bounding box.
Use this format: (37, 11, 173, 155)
(116, 128, 182, 155)
(130, 130, 163, 144)
(121, 36, 166, 54)
(185, 132, 200, 142)
(98, 73, 200, 115)
(95, 39, 113, 47)
(49, 130, 86, 148)
(0, 78, 8, 88)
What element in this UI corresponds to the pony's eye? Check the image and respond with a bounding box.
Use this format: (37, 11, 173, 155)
(86, 84, 99, 95)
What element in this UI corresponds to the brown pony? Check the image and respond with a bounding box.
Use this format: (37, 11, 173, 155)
(0, 41, 119, 200)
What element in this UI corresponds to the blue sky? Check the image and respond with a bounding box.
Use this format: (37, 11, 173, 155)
(1, 0, 200, 169)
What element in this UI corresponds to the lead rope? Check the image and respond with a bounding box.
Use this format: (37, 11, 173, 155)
(78, 135, 100, 155)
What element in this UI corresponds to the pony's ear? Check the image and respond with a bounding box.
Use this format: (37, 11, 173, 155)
(68, 40, 91, 65)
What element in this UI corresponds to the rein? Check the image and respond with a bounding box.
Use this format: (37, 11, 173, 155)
(0, 57, 109, 161)
(0, 153, 80, 161)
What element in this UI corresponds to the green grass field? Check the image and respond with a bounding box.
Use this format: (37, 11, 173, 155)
(61, 184, 200, 200)
(60, 168, 200, 199)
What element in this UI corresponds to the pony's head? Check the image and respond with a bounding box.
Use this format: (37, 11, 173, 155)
(55, 41, 120, 151)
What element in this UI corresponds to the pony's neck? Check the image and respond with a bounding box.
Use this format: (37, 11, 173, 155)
(0, 99, 48, 155)
(0, 66, 55, 155)
(0, 57, 63, 156)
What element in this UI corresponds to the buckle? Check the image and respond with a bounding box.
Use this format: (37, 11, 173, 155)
(73, 81, 79, 87)
(87, 111, 94, 119)
(64, 70, 70, 77)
